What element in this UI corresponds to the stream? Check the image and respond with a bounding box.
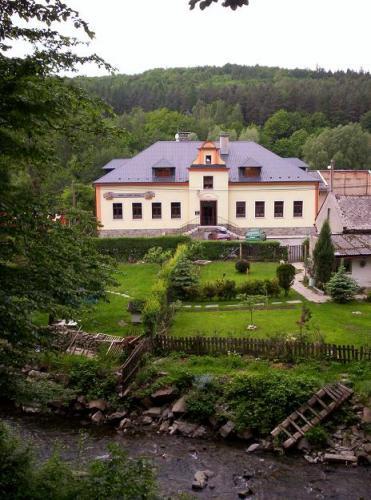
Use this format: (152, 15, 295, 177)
(1, 410, 370, 499)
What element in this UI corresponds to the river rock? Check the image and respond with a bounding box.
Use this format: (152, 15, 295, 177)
(192, 425, 207, 438)
(142, 416, 153, 425)
(356, 451, 371, 466)
(237, 428, 253, 441)
(172, 396, 187, 414)
(151, 386, 177, 403)
(107, 411, 128, 422)
(192, 470, 208, 490)
(175, 421, 198, 437)
(362, 407, 371, 424)
(27, 369, 49, 380)
(118, 418, 131, 429)
(87, 399, 108, 412)
(297, 437, 311, 451)
(144, 407, 162, 418)
(238, 488, 254, 498)
(219, 420, 235, 439)
(246, 443, 261, 453)
(159, 421, 170, 433)
(324, 453, 357, 464)
(91, 410, 105, 424)
(22, 405, 41, 414)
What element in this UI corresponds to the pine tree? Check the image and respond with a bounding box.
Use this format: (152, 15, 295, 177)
(313, 220, 335, 287)
(326, 266, 358, 303)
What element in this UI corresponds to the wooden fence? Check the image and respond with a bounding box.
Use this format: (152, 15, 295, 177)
(154, 335, 371, 363)
(120, 337, 152, 388)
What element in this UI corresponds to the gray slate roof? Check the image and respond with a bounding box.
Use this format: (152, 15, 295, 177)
(337, 196, 371, 232)
(286, 157, 309, 169)
(332, 234, 371, 256)
(94, 141, 319, 184)
(102, 158, 130, 170)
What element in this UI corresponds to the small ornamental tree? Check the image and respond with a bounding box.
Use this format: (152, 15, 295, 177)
(313, 220, 335, 288)
(276, 263, 296, 296)
(238, 294, 267, 327)
(168, 257, 199, 299)
(326, 266, 358, 303)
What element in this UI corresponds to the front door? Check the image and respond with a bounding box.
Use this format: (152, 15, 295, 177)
(200, 201, 217, 226)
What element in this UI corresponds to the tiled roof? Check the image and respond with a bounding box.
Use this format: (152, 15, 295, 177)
(332, 233, 371, 256)
(336, 196, 371, 232)
(286, 157, 309, 169)
(94, 141, 319, 185)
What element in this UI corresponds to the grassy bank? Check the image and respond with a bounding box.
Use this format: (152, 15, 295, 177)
(169, 301, 371, 346)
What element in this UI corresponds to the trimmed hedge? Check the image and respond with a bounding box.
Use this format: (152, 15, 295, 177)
(200, 240, 288, 261)
(95, 236, 287, 262)
(94, 235, 191, 261)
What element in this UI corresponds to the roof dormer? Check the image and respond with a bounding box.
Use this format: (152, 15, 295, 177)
(151, 159, 175, 180)
(238, 157, 262, 180)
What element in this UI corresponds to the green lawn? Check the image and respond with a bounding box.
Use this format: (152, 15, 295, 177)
(199, 261, 278, 284)
(77, 263, 159, 336)
(169, 301, 371, 347)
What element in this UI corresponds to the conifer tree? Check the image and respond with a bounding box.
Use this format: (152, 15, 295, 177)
(313, 220, 335, 287)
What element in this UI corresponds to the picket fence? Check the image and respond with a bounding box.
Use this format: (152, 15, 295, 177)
(154, 335, 371, 363)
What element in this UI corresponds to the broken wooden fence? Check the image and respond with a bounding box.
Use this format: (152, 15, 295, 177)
(271, 383, 353, 448)
(120, 337, 152, 389)
(154, 335, 371, 362)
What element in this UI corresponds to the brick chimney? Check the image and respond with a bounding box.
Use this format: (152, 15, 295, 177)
(219, 132, 229, 155)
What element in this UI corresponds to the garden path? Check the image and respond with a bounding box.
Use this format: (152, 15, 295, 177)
(292, 263, 330, 303)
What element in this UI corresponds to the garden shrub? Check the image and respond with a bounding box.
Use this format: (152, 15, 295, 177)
(143, 246, 172, 265)
(326, 266, 358, 303)
(237, 279, 266, 296)
(186, 388, 217, 423)
(264, 278, 280, 297)
(225, 372, 318, 434)
(142, 296, 162, 335)
(313, 220, 335, 287)
(202, 282, 218, 299)
(235, 259, 250, 273)
(94, 235, 190, 262)
(276, 263, 296, 296)
(215, 279, 236, 300)
(185, 240, 205, 260)
(127, 299, 145, 314)
(305, 425, 328, 448)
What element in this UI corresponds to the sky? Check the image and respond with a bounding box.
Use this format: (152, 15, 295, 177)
(11, 0, 371, 76)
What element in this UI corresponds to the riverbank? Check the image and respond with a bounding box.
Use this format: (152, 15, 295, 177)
(2, 409, 371, 499)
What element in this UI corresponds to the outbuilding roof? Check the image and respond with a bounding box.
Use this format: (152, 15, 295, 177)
(336, 196, 371, 232)
(332, 233, 371, 256)
(94, 141, 319, 185)
(101, 158, 130, 171)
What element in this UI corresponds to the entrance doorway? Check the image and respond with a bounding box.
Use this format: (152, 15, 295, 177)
(200, 201, 217, 226)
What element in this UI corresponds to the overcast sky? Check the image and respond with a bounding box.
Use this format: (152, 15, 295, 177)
(13, 0, 371, 75)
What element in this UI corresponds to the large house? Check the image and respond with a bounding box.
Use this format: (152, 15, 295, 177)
(94, 135, 320, 238)
(315, 193, 371, 288)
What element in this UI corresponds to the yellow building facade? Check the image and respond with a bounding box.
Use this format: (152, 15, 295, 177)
(95, 138, 319, 237)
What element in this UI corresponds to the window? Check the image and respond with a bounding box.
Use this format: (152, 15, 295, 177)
(274, 201, 284, 218)
(113, 203, 123, 219)
(171, 202, 181, 219)
(293, 201, 303, 217)
(132, 203, 142, 219)
(152, 202, 162, 219)
(255, 201, 265, 218)
(239, 167, 261, 178)
(236, 201, 246, 218)
(153, 167, 174, 177)
(205, 154, 212, 165)
(203, 176, 213, 189)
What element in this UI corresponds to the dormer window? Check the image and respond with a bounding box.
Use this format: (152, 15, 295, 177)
(239, 166, 261, 178)
(153, 167, 175, 179)
(205, 154, 212, 165)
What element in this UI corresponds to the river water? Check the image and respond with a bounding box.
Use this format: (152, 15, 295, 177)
(2, 411, 370, 499)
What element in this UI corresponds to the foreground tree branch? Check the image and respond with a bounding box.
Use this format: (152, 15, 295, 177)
(189, 0, 249, 10)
